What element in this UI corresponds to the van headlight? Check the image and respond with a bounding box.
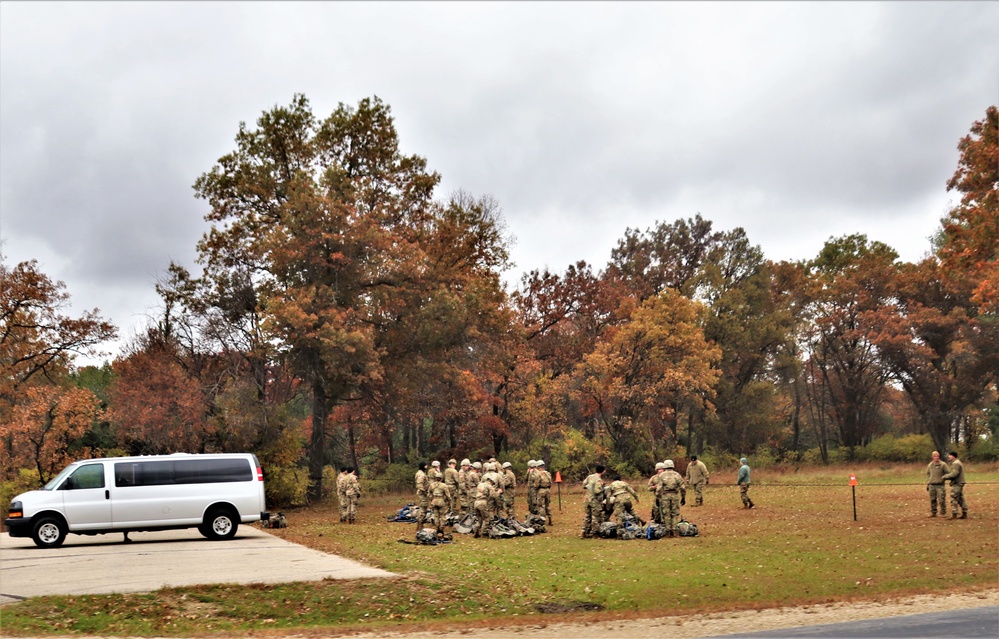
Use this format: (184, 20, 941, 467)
(8, 500, 23, 518)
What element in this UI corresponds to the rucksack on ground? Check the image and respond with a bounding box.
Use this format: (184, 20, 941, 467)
(676, 519, 699, 537)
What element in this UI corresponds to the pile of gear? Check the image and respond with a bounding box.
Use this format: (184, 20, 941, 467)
(389, 504, 547, 539)
(594, 514, 699, 539)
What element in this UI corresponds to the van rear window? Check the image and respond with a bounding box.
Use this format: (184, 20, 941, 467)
(114, 458, 253, 487)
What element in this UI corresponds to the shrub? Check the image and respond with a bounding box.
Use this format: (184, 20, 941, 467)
(264, 465, 309, 507)
(1, 468, 42, 524)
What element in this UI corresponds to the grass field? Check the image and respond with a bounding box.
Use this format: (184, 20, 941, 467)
(3, 463, 997, 637)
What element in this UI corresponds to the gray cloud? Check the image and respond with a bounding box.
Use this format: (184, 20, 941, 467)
(1, 2, 996, 363)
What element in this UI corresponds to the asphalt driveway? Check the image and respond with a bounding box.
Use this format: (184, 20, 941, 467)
(0, 526, 395, 605)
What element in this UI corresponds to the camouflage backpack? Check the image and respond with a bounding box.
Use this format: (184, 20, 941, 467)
(525, 513, 547, 533)
(597, 521, 619, 538)
(617, 516, 642, 540)
(415, 528, 452, 544)
(676, 519, 699, 537)
(453, 513, 476, 534)
(489, 520, 517, 538)
(644, 523, 667, 540)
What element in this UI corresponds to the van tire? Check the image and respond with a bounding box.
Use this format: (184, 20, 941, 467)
(32, 516, 67, 548)
(201, 507, 239, 540)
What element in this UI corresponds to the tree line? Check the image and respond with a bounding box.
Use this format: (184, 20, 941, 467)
(2, 99, 996, 505)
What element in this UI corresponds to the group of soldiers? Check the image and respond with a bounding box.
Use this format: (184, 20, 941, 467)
(414, 457, 555, 537)
(335, 467, 361, 523)
(581, 456, 712, 539)
(925, 450, 969, 519)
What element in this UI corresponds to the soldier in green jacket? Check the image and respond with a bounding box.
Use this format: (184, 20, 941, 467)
(925, 450, 950, 517)
(943, 451, 968, 519)
(685, 455, 710, 506)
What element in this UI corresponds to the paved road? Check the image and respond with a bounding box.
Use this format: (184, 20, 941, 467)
(0, 526, 394, 605)
(711, 605, 999, 638)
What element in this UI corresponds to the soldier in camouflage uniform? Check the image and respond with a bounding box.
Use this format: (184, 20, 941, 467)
(925, 450, 950, 517)
(472, 473, 502, 538)
(657, 460, 686, 537)
(343, 467, 360, 524)
(336, 467, 349, 523)
(647, 462, 665, 524)
(468, 462, 482, 502)
(536, 460, 553, 525)
(414, 462, 430, 530)
(685, 455, 710, 506)
(581, 465, 606, 538)
(525, 460, 538, 515)
(428, 475, 453, 534)
(737, 457, 754, 509)
(458, 459, 472, 515)
(943, 451, 968, 519)
(501, 462, 517, 519)
(429, 460, 444, 482)
(606, 474, 640, 527)
(444, 459, 460, 514)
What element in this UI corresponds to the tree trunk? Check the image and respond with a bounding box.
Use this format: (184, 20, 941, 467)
(307, 380, 329, 502)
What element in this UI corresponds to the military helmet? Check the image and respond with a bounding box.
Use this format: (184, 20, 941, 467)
(448, 459, 457, 465)
(431, 460, 441, 467)
(527, 460, 536, 467)
(472, 461, 482, 469)
(460, 458, 471, 466)
(502, 461, 512, 468)
(655, 462, 665, 470)
(537, 460, 545, 466)
(664, 460, 674, 469)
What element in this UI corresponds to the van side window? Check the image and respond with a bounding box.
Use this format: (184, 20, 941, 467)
(114, 458, 252, 487)
(63, 464, 105, 490)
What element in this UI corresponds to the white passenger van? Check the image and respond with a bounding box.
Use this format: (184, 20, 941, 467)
(4, 453, 270, 548)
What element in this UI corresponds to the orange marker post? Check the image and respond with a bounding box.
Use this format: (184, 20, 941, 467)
(850, 474, 858, 521)
(554, 471, 563, 511)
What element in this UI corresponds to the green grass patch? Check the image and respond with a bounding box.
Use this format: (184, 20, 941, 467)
(2, 463, 997, 636)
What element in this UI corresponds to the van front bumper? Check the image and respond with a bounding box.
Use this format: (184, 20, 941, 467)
(3, 517, 32, 538)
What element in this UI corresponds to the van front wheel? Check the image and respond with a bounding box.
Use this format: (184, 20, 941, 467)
(32, 516, 67, 548)
(201, 507, 239, 540)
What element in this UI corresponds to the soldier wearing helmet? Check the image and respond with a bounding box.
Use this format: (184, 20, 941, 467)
(647, 462, 666, 524)
(655, 460, 686, 537)
(501, 462, 517, 519)
(535, 460, 553, 525)
(444, 459, 460, 514)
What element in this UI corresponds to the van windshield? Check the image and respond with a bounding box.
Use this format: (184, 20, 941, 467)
(43, 463, 78, 490)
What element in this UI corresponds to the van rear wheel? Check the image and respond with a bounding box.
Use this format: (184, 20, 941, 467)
(201, 507, 239, 540)
(32, 516, 67, 548)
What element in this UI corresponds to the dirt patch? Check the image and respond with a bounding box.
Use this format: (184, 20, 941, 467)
(533, 600, 605, 614)
(336, 588, 998, 639)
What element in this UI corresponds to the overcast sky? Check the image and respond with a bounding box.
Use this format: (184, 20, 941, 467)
(2, 2, 997, 365)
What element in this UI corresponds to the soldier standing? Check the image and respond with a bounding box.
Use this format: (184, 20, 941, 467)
(336, 467, 349, 523)
(415, 462, 430, 530)
(657, 460, 686, 537)
(458, 459, 472, 515)
(525, 460, 538, 515)
(925, 450, 950, 517)
(943, 451, 968, 519)
(429, 460, 444, 482)
(472, 475, 501, 538)
(343, 467, 360, 524)
(536, 460, 553, 525)
(428, 475, 452, 534)
(444, 459, 460, 514)
(648, 462, 665, 523)
(581, 465, 606, 538)
(501, 462, 517, 519)
(685, 455, 710, 506)
(737, 457, 755, 509)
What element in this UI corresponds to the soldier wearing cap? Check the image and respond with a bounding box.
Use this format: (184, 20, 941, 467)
(444, 458, 460, 514)
(535, 460, 553, 525)
(686, 455, 710, 506)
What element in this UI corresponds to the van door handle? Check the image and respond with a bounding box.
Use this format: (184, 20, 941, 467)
(106, 490, 110, 500)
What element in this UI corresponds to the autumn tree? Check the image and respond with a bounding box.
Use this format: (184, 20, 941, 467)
(802, 235, 899, 450)
(938, 105, 998, 314)
(0, 256, 117, 481)
(572, 291, 720, 468)
(192, 96, 510, 498)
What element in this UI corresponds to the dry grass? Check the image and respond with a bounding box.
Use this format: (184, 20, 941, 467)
(2, 463, 996, 637)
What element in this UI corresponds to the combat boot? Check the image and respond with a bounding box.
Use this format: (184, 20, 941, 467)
(960, 512, 968, 519)
(950, 512, 958, 519)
